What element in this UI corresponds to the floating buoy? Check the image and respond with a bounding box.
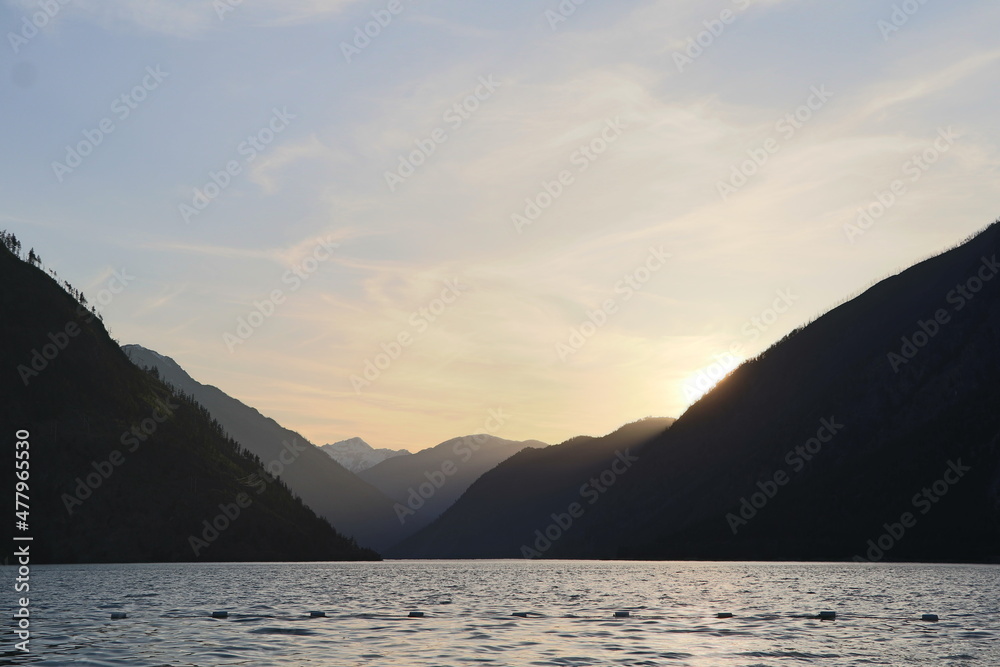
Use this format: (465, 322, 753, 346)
(408, 611, 425, 618)
(110, 612, 127, 620)
(921, 614, 939, 622)
(717, 613, 734, 619)
(212, 611, 229, 619)
(818, 611, 836, 621)
(512, 612, 529, 618)
(310, 611, 326, 618)
(614, 611, 630, 618)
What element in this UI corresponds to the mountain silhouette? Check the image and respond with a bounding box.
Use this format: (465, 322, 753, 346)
(359, 434, 548, 542)
(0, 242, 378, 563)
(399, 222, 1000, 562)
(123, 344, 404, 552)
(322, 437, 411, 473)
(395, 418, 673, 558)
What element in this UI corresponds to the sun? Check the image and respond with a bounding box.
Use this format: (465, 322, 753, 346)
(680, 346, 745, 407)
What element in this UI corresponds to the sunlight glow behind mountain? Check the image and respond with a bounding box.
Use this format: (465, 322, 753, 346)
(3, 0, 999, 450)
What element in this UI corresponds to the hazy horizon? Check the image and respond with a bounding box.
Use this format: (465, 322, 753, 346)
(4, 0, 999, 452)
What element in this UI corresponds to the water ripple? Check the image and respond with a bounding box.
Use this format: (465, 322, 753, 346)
(1, 561, 997, 667)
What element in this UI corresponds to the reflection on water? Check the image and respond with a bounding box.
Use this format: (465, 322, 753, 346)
(2, 560, 998, 666)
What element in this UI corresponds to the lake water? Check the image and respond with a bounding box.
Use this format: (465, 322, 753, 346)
(2, 560, 998, 666)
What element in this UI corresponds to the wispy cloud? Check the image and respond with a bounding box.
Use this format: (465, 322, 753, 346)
(144, 227, 370, 266)
(852, 50, 1000, 125)
(248, 134, 336, 195)
(5, 0, 998, 450)
(53, 0, 367, 37)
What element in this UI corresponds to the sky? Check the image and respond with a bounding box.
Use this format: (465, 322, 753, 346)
(2, 0, 999, 452)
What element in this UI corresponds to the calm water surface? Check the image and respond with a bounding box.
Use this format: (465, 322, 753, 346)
(2, 560, 998, 666)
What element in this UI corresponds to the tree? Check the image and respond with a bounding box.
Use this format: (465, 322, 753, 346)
(0, 231, 20, 258)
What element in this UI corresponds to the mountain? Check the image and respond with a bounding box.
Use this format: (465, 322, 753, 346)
(393, 419, 673, 558)
(359, 434, 550, 541)
(322, 437, 410, 473)
(122, 344, 403, 552)
(0, 239, 377, 563)
(399, 221, 1000, 563)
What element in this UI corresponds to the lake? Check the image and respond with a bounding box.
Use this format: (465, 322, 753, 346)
(3, 560, 998, 666)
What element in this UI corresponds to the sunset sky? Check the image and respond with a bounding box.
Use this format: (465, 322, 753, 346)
(3, 0, 998, 451)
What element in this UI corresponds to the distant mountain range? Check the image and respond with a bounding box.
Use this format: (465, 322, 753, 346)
(123, 344, 403, 553)
(396, 222, 1000, 563)
(322, 437, 410, 473)
(394, 418, 673, 558)
(123, 345, 549, 550)
(360, 434, 549, 541)
(0, 241, 377, 563)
